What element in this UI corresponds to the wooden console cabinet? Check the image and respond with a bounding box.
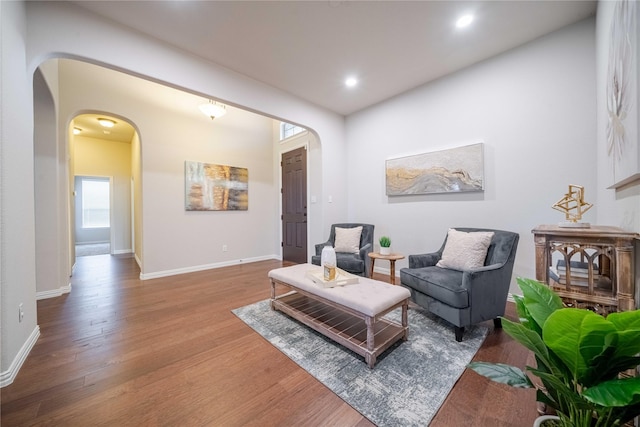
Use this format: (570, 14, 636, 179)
(532, 225, 638, 314)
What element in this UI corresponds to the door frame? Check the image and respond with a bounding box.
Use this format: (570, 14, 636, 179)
(279, 142, 311, 262)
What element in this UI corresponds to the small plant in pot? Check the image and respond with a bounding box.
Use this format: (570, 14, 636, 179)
(379, 236, 391, 255)
(468, 277, 640, 427)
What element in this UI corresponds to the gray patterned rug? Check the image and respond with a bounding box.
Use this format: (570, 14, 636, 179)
(232, 299, 488, 426)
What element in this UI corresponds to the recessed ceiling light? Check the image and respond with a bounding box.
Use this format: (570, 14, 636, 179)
(73, 127, 82, 135)
(345, 77, 358, 88)
(456, 14, 474, 28)
(97, 118, 116, 128)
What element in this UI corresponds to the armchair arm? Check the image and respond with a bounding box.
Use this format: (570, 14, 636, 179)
(408, 252, 441, 268)
(358, 243, 372, 260)
(461, 262, 511, 322)
(315, 241, 332, 256)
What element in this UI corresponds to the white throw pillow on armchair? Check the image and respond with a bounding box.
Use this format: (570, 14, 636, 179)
(436, 228, 494, 271)
(333, 226, 363, 253)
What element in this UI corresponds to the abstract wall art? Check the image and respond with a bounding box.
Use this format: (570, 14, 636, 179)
(385, 143, 484, 196)
(185, 161, 248, 211)
(607, 0, 639, 188)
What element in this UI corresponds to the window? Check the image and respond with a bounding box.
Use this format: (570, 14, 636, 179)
(82, 179, 110, 228)
(280, 122, 306, 141)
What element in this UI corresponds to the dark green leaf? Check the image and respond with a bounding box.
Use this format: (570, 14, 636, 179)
(513, 294, 542, 335)
(502, 318, 555, 373)
(582, 377, 640, 407)
(467, 362, 534, 388)
(517, 277, 563, 331)
(607, 310, 640, 331)
(543, 309, 615, 381)
(533, 370, 592, 411)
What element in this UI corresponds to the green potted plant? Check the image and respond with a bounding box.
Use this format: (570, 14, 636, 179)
(468, 277, 640, 427)
(379, 236, 391, 255)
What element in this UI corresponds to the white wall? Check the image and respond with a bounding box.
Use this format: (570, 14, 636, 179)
(57, 60, 277, 277)
(34, 68, 69, 299)
(0, 1, 40, 386)
(345, 18, 598, 292)
(25, 1, 347, 234)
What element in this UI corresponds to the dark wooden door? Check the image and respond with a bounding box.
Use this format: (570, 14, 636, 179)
(281, 147, 307, 264)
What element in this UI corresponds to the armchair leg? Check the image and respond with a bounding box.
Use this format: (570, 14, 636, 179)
(493, 318, 502, 329)
(454, 326, 464, 342)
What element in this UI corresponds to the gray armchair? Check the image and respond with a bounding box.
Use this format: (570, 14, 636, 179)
(400, 228, 519, 341)
(311, 223, 374, 277)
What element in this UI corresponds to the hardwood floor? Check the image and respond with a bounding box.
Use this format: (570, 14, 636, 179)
(1, 256, 538, 426)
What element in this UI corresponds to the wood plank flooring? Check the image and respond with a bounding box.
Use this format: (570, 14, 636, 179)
(1, 256, 538, 426)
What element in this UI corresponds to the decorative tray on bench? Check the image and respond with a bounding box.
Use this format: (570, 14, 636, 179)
(305, 268, 359, 288)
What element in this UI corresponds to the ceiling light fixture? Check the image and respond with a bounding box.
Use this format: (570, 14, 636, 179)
(345, 77, 358, 88)
(199, 100, 227, 120)
(456, 14, 474, 28)
(97, 118, 116, 128)
(73, 127, 82, 135)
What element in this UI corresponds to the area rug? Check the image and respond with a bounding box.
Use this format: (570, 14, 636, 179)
(75, 243, 110, 257)
(232, 299, 488, 426)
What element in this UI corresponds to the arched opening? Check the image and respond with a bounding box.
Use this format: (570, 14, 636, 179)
(34, 57, 322, 285)
(70, 113, 138, 261)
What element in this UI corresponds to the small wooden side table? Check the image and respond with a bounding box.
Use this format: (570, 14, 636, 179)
(368, 252, 405, 285)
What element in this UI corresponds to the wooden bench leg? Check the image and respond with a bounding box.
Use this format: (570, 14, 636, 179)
(366, 316, 375, 368)
(402, 300, 408, 340)
(270, 279, 276, 310)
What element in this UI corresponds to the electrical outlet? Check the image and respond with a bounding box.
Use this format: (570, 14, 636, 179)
(18, 303, 24, 322)
(222, 244, 228, 252)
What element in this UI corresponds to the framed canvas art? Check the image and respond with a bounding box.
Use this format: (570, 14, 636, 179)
(385, 143, 484, 196)
(607, 0, 639, 188)
(185, 161, 248, 211)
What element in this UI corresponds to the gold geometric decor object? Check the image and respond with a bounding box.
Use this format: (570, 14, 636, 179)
(551, 184, 593, 228)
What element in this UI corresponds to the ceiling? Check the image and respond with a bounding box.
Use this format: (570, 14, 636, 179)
(73, 114, 135, 143)
(73, 1, 596, 116)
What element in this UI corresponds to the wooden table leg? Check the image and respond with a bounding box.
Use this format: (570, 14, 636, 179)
(369, 258, 375, 278)
(389, 260, 396, 285)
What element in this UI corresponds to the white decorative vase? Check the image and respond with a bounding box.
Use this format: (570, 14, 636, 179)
(380, 247, 391, 255)
(533, 415, 560, 427)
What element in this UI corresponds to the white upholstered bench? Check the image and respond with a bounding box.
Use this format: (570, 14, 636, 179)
(268, 263, 411, 368)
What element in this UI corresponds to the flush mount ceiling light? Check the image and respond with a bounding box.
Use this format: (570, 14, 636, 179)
(73, 127, 82, 135)
(456, 14, 474, 28)
(345, 77, 358, 88)
(97, 118, 116, 128)
(199, 100, 227, 120)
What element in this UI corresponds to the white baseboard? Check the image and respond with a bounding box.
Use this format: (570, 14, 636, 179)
(76, 240, 109, 245)
(0, 326, 40, 387)
(139, 254, 280, 280)
(134, 253, 142, 269)
(36, 283, 72, 300)
(113, 249, 133, 255)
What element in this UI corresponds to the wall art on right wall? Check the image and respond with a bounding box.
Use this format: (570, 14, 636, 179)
(385, 142, 484, 196)
(607, 0, 639, 188)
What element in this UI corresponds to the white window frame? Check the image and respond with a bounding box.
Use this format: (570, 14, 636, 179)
(280, 122, 307, 141)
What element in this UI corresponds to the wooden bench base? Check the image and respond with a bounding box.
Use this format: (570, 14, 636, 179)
(270, 279, 408, 368)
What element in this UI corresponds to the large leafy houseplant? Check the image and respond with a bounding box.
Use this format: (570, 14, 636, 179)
(468, 278, 640, 427)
